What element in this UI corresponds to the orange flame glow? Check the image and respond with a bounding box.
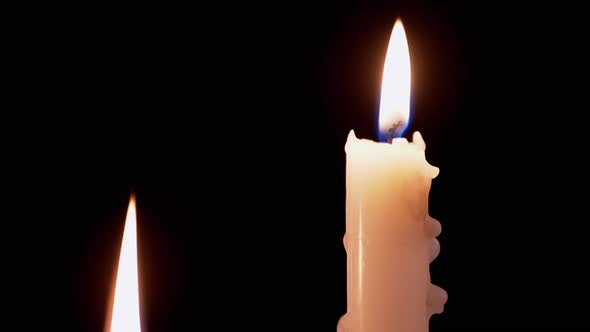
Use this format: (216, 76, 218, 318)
(107, 196, 141, 332)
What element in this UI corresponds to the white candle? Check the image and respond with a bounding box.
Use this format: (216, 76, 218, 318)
(338, 19, 447, 332)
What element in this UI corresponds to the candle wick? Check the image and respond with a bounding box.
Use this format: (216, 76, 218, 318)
(387, 121, 404, 143)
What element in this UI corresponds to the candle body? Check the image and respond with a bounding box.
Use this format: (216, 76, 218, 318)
(338, 130, 439, 332)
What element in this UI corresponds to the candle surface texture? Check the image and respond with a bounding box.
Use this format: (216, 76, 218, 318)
(338, 130, 446, 332)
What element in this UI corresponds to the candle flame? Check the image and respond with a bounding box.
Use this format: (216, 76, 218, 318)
(379, 19, 411, 141)
(108, 196, 141, 332)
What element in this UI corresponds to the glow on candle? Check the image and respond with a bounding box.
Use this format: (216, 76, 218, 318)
(379, 19, 411, 141)
(107, 196, 142, 332)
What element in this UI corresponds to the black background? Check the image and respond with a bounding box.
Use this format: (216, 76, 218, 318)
(10, 0, 590, 330)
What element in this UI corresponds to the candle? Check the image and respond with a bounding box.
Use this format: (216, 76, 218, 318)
(338, 20, 447, 332)
(106, 195, 142, 332)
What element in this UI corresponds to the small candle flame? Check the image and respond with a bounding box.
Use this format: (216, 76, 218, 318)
(107, 196, 142, 332)
(379, 19, 411, 141)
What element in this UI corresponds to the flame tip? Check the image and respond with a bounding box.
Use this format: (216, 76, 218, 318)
(393, 18, 406, 33)
(109, 190, 141, 332)
(128, 192, 137, 208)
